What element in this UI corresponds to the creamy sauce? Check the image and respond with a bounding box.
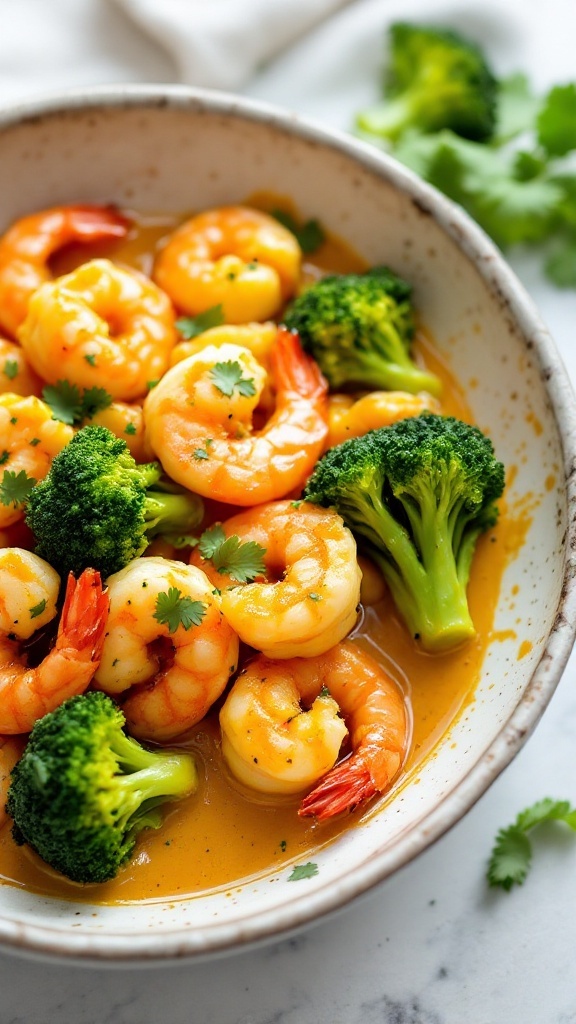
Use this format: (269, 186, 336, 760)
(0, 202, 524, 904)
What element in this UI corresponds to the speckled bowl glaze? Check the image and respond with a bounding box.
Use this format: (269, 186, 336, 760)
(0, 86, 575, 963)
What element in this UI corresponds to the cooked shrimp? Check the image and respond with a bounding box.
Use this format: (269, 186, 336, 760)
(145, 328, 329, 505)
(93, 557, 239, 743)
(0, 394, 74, 528)
(327, 390, 440, 448)
(0, 736, 25, 827)
(154, 206, 301, 323)
(18, 259, 176, 401)
(0, 204, 129, 338)
(0, 338, 42, 397)
(0, 560, 108, 734)
(190, 500, 362, 658)
(219, 641, 409, 818)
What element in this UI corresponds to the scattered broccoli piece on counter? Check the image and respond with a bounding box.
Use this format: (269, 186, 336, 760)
(303, 413, 505, 651)
(356, 21, 498, 144)
(282, 267, 441, 397)
(6, 691, 198, 884)
(25, 425, 204, 579)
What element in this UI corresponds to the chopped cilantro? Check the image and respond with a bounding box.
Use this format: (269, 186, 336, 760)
(124, 422, 137, 436)
(288, 862, 319, 881)
(84, 353, 97, 367)
(29, 599, 47, 619)
(0, 451, 9, 465)
(0, 469, 36, 507)
(153, 587, 206, 634)
(3, 359, 18, 380)
(81, 386, 113, 420)
(175, 304, 225, 340)
(29, 438, 40, 447)
(308, 592, 322, 601)
(272, 209, 326, 254)
(42, 381, 112, 425)
(198, 525, 267, 583)
(487, 798, 576, 891)
(193, 448, 209, 460)
(209, 360, 256, 399)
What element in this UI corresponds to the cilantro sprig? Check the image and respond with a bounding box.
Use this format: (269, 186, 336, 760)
(42, 381, 113, 426)
(198, 524, 267, 583)
(271, 209, 326, 254)
(288, 862, 319, 881)
(175, 304, 224, 340)
(153, 587, 206, 634)
(356, 45, 576, 288)
(0, 469, 37, 507)
(487, 798, 576, 891)
(209, 361, 256, 399)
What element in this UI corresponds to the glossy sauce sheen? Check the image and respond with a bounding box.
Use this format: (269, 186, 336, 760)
(0, 204, 518, 903)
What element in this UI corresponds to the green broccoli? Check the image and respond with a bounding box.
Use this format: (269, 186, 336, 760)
(6, 691, 198, 884)
(25, 425, 204, 579)
(303, 413, 505, 651)
(357, 22, 498, 144)
(282, 267, 441, 396)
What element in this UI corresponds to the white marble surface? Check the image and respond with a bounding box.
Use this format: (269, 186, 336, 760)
(1, 1, 576, 1021)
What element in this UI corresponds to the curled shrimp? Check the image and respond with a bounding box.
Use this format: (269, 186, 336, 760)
(93, 557, 239, 743)
(190, 500, 362, 658)
(87, 399, 152, 463)
(219, 641, 409, 818)
(0, 553, 108, 734)
(18, 258, 177, 401)
(0, 394, 74, 528)
(144, 328, 329, 505)
(327, 390, 441, 448)
(0, 338, 42, 397)
(153, 206, 301, 323)
(0, 204, 129, 338)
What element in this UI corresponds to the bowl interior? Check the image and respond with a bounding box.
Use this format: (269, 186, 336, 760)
(0, 89, 574, 962)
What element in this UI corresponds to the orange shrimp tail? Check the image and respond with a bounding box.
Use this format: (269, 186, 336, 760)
(298, 756, 377, 821)
(63, 204, 131, 243)
(272, 327, 328, 402)
(58, 569, 109, 659)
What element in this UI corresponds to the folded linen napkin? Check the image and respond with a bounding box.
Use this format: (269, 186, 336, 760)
(112, 0, 357, 91)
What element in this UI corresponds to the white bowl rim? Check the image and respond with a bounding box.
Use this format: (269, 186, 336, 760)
(0, 83, 575, 963)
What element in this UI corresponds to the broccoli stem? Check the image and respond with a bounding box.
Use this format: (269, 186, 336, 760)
(346, 486, 475, 650)
(143, 489, 204, 542)
(109, 731, 198, 833)
(357, 95, 415, 143)
(331, 351, 441, 396)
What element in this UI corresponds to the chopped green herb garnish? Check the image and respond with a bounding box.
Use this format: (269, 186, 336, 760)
(29, 438, 40, 447)
(42, 381, 112, 425)
(84, 354, 97, 367)
(198, 525, 267, 583)
(0, 469, 36, 507)
(308, 592, 322, 601)
(153, 587, 206, 634)
(175, 304, 225, 340)
(29, 599, 47, 619)
(209, 360, 256, 399)
(0, 451, 9, 465)
(272, 209, 326, 254)
(193, 448, 209, 460)
(124, 422, 137, 436)
(3, 359, 18, 380)
(288, 862, 319, 881)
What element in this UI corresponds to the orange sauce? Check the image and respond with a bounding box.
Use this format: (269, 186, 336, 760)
(0, 203, 527, 904)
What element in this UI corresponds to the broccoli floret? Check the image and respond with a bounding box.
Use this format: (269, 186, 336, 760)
(283, 267, 441, 396)
(357, 22, 498, 144)
(25, 425, 204, 579)
(6, 691, 198, 884)
(303, 413, 505, 651)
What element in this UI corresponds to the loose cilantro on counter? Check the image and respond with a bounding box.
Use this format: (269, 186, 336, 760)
(488, 798, 576, 890)
(356, 22, 576, 287)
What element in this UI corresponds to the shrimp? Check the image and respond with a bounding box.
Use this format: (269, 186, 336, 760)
(18, 258, 177, 401)
(219, 641, 409, 818)
(93, 557, 239, 743)
(0, 394, 74, 528)
(0, 338, 42, 397)
(144, 328, 329, 505)
(327, 390, 441, 448)
(0, 554, 108, 734)
(0, 204, 129, 338)
(87, 399, 152, 463)
(190, 500, 362, 658)
(153, 206, 301, 323)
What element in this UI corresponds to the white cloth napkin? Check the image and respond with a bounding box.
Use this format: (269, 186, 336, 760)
(112, 0, 357, 92)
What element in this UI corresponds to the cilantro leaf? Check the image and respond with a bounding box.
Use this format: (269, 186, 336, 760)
(288, 862, 319, 881)
(545, 234, 576, 288)
(175, 304, 224, 340)
(272, 209, 326, 254)
(81, 386, 113, 420)
(153, 587, 206, 634)
(537, 83, 576, 157)
(3, 359, 18, 380)
(493, 73, 541, 143)
(487, 798, 576, 891)
(198, 525, 267, 583)
(42, 380, 84, 425)
(210, 360, 256, 399)
(29, 599, 47, 619)
(0, 469, 36, 507)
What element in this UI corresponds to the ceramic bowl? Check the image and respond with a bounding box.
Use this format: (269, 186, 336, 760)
(0, 86, 575, 963)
